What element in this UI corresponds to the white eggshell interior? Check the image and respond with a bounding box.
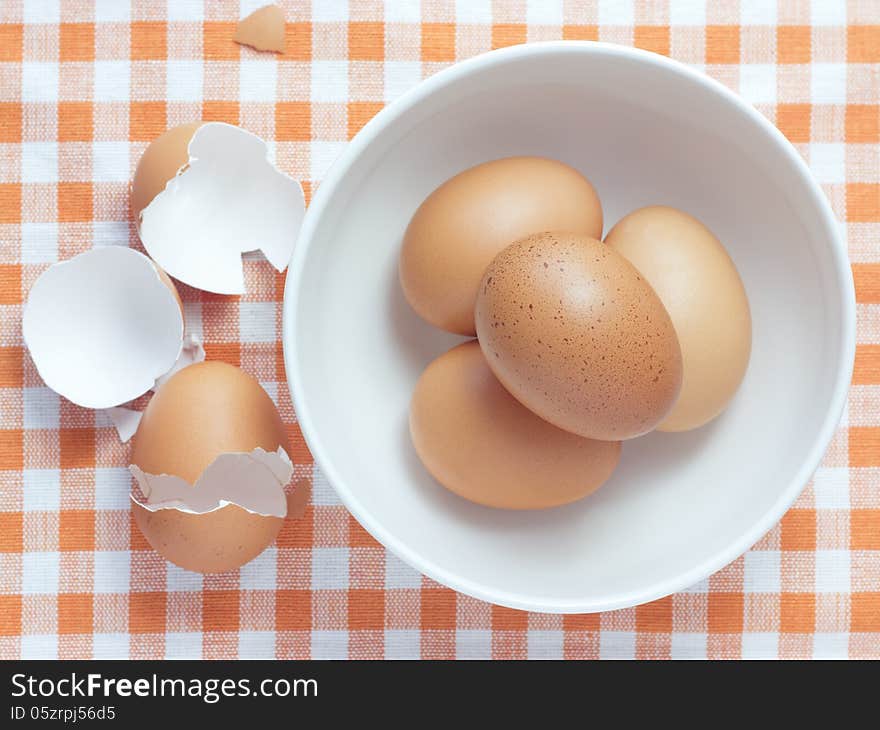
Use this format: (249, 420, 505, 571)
(138, 122, 306, 295)
(130, 446, 292, 517)
(23, 247, 184, 410)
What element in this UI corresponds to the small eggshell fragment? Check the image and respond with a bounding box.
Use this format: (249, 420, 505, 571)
(475, 232, 682, 441)
(400, 157, 603, 336)
(286, 479, 312, 520)
(107, 407, 142, 443)
(410, 341, 621, 510)
(130, 122, 202, 223)
(131, 361, 290, 573)
(605, 206, 752, 431)
(134, 122, 306, 295)
(234, 5, 286, 53)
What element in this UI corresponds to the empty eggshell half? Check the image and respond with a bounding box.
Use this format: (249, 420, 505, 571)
(234, 5, 286, 53)
(130, 361, 293, 573)
(134, 122, 305, 295)
(22, 247, 184, 410)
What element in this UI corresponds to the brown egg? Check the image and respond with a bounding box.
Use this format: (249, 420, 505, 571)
(605, 206, 751, 431)
(131, 361, 289, 573)
(475, 232, 682, 441)
(410, 341, 621, 510)
(130, 121, 203, 223)
(400, 157, 603, 336)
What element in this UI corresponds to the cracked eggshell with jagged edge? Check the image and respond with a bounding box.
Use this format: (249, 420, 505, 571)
(129, 361, 297, 574)
(131, 121, 305, 295)
(131, 447, 291, 517)
(22, 247, 185, 410)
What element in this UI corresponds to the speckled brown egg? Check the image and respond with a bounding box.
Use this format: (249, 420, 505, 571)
(131, 361, 289, 574)
(399, 157, 603, 336)
(410, 341, 621, 510)
(605, 206, 751, 431)
(474, 232, 682, 441)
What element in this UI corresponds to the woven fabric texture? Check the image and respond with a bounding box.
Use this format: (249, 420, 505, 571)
(0, 0, 878, 659)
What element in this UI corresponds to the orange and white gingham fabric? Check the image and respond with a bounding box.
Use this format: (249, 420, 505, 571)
(0, 0, 878, 660)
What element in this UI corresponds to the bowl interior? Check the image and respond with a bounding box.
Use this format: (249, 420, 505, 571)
(286, 44, 851, 612)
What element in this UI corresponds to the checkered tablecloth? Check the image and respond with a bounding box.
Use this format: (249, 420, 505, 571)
(0, 0, 878, 660)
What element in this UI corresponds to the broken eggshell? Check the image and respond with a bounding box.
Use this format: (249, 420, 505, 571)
(22, 247, 184, 410)
(133, 122, 305, 295)
(130, 361, 294, 573)
(286, 478, 312, 520)
(131, 447, 291, 517)
(154, 332, 205, 389)
(106, 407, 143, 444)
(234, 5, 286, 53)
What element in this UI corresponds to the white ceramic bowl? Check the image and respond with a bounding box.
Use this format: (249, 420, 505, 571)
(283, 42, 855, 613)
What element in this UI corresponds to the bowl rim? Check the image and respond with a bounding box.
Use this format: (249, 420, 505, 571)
(282, 41, 856, 613)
